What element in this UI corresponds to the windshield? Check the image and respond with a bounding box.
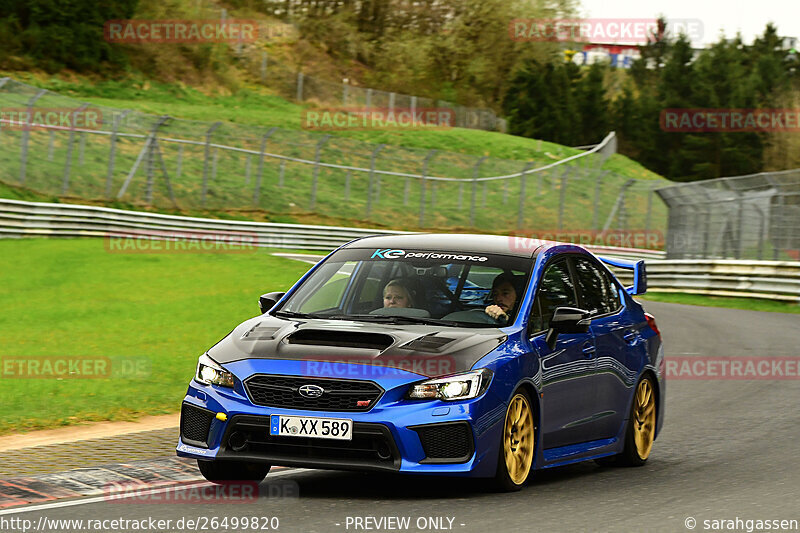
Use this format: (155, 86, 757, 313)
(276, 248, 532, 328)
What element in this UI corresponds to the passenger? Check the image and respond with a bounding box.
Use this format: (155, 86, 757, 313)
(484, 273, 519, 324)
(383, 279, 414, 309)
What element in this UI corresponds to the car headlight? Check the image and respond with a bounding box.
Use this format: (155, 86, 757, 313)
(406, 368, 493, 401)
(195, 354, 235, 388)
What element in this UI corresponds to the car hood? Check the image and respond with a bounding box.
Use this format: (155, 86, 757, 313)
(207, 315, 507, 378)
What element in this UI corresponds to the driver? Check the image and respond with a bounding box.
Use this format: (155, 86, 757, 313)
(484, 273, 519, 324)
(383, 279, 414, 309)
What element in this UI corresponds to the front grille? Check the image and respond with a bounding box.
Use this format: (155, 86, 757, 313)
(412, 422, 474, 463)
(180, 403, 214, 447)
(219, 415, 400, 472)
(244, 375, 383, 412)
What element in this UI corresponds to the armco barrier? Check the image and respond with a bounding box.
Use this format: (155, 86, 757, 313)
(0, 198, 664, 259)
(4, 199, 798, 303)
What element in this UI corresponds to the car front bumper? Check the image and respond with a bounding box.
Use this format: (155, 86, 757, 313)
(175, 359, 506, 478)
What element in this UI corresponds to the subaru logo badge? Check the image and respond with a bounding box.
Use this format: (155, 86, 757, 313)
(298, 384, 324, 398)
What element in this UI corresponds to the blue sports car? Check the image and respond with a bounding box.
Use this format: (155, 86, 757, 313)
(177, 234, 664, 491)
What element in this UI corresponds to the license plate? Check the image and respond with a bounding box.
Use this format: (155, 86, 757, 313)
(270, 415, 353, 441)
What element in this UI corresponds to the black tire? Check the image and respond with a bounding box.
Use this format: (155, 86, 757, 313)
(197, 459, 271, 484)
(595, 375, 657, 467)
(491, 388, 536, 492)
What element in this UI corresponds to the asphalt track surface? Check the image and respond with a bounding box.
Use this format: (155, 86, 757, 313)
(4, 301, 800, 533)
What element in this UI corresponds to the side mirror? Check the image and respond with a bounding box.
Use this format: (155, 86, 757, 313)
(259, 292, 285, 314)
(545, 307, 591, 350)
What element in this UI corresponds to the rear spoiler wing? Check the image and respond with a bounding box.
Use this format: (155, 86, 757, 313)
(598, 256, 647, 296)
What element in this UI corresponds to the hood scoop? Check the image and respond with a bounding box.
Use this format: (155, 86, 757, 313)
(399, 333, 457, 353)
(241, 323, 281, 341)
(285, 329, 394, 351)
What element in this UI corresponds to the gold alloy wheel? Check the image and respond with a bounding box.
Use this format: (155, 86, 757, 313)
(633, 378, 656, 460)
(503, 393, 535, 485)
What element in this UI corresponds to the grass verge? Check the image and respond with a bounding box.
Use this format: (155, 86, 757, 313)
(0, 238, 312, 435)
(639, 291, 800, 314)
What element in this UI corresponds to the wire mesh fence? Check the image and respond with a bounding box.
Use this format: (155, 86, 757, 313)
(656, 169, 800, 260)
(0, 76, 667, 241)
(239, 51, 506, 132)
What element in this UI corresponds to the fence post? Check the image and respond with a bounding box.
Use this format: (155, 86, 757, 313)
(254, 127, 278, 207)
(592, 171, 608, 230)
(261, 52, 268, 83)
(410, 96, 417, 117)
(145, 116, 170, 205)
(176, 144, 184, 181)
(418, 149, 438, 228)
(19, 89, 47, 184)
(557, 168, 569, 230)
(115, 115, 170, 200)
(517, 162, 535, 230)
(278, 160, 286, 188)
(296, 71, 304, 101)
(365, 88, 372, 109)
(62, 103, 89, 195)
(47, 131, 55, 161)
(644, 187, 654, 233)
(201, 122, 222, 207)
(602, 179, 635, 233)
(309, 134, 331, 210)
(389, 92, 395, 112)
(344, 170, 351, 201)
(366, 143, 386, 217)
(470, 156, 488, 227)
(105, 110, 131, 198)
(342, 82, 348, 106)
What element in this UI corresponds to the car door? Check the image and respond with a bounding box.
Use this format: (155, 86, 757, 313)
(529, 258, 600, 449)
(571, 256, 639, 441)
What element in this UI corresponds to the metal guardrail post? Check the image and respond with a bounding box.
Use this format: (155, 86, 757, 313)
(470, 156, 488, 227)
(309, 135, 331, 210)
(105, 110, 131, 198)
(418, 150, 438, 227)
(62, 103, 89, 195)
(201, 122, 222, 207)
(253, 127, 278, 207)
(366, 144, 386, 218)
(19, 89, 47, 184)
(517, 162, 535, 230)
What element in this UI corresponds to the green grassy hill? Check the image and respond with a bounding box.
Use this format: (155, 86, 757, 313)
(0, 76, 669, 235)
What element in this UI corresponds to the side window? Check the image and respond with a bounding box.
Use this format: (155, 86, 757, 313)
(573, 258, 621, 315)
(530, 259, 579, 332)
